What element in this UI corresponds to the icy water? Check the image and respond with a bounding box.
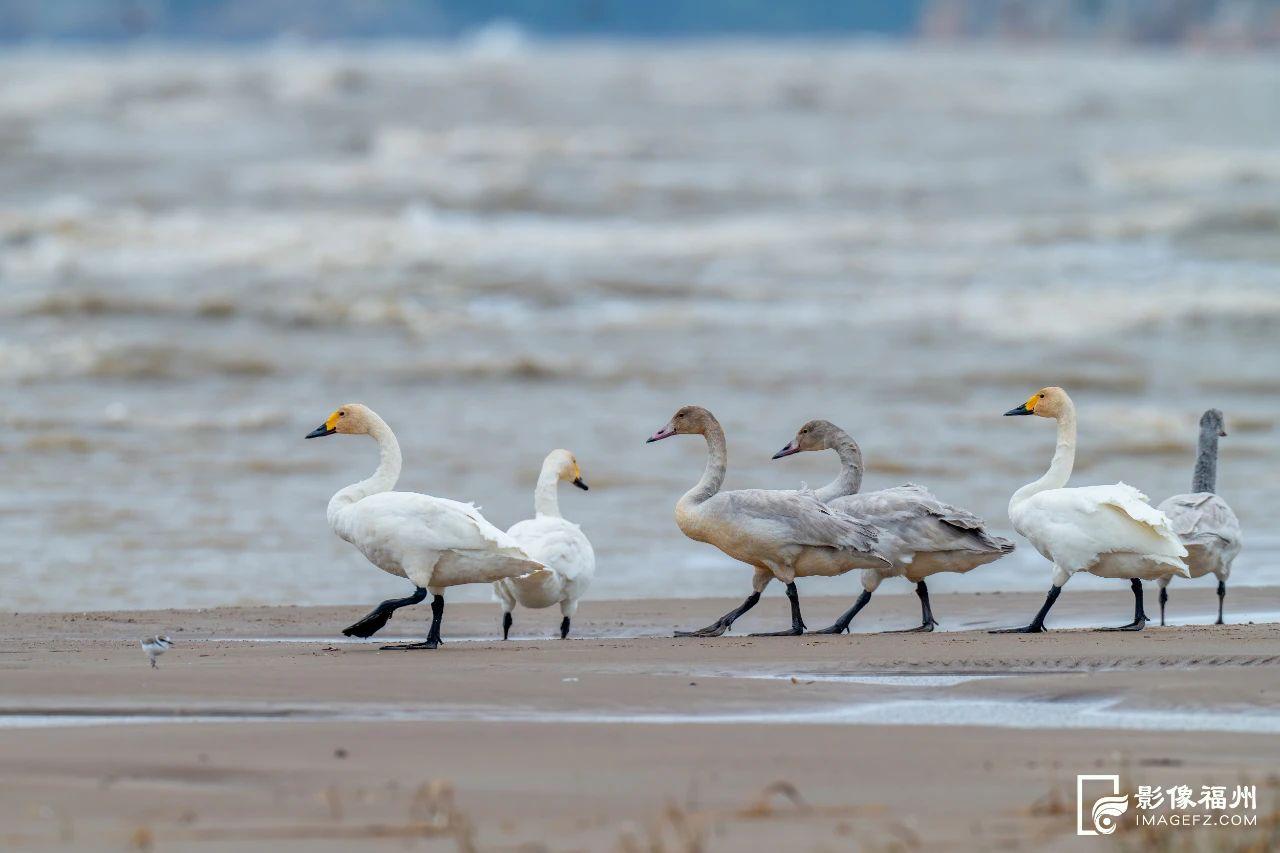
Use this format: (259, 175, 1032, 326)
(1, 42, 1277, 611)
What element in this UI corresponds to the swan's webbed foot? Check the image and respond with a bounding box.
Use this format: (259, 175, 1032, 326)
(380, 593, 445, 650)
(344, 612, 392, 638)
(749, 582, 806, 636)
(883, 620, 937, 634)
(809, 589, 871, 637)
(674, 621, 730, 638)
(1096, 618, 1146, 632)
(673, 590, 762, 639)
(379, 639, 440, 651)
(342, 587, 428, 638)
(990, 585, 1061, 635)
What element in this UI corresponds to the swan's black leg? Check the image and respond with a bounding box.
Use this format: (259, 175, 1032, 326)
(811, 589, 873, 635)
(1098, 578, 1147, 632)
(675, 591, 761, 638)
(343, 586, 427, 638)
(381, 593, 444, 650)
(749, 582, 807, 636)
(884, 581, 940, 633)
(990, 585, 1061, 634)
(1216, 579, 1226, 625)
(502, 611, 513, 640)
(1159, 586, 1168, 626)
(559, 617, 571, 639)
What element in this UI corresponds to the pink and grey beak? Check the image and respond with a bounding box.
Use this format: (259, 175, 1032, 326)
(646, 424, 677, 443)
(772, 439, 801, 460)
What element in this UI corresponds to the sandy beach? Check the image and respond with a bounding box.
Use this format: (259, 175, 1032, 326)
(3, 589, 1279, 851)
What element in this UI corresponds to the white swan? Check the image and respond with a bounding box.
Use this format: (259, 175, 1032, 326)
(495, 449, 596, 640)
(646, 405, 890, 637)
(772, 420, 1014, 632)
(1155, 409, 1243, 626)
(994, 387, 1189, 633)
(305, 403, 546, 649)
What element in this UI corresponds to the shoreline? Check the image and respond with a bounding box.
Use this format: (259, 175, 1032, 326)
(4, 591, 1280, 850)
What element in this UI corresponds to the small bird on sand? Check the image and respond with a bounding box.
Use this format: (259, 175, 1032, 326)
(140, 635, 173, 668)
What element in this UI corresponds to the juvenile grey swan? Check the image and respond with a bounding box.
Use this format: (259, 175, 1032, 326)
(646, 405, 890, 637)
(1154, 409, 1243, 625)
(773, 420, 1014, 632)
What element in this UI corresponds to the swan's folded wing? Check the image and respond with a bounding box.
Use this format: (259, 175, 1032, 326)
(507, 516, 595, 582)
(1158, 493, 1243, 549)
(833, 487, 1014, 555)
(1022, 485, 1188, 574)
(351, 493, 545, 569)
(1090, 483, 1186, 551)
(722, 488, 886, 558)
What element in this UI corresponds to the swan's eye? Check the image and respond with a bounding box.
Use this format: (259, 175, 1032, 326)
(1038, 394, 1045, 399)
(338, 410, 346, 417)
(676, 413, 684, 419)
(800, 429, 808, 434)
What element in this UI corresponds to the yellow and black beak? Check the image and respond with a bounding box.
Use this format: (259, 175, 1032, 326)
(1005, 393, 1039, 417)
(306, 410, 343, 439)
(572, 476, 589, 491)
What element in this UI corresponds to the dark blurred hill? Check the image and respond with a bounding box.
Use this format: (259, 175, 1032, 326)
(0, 0, 1277, 46)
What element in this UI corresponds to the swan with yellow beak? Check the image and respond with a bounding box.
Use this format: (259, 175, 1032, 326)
(305, 403, 547, 649)
(994, 387, 1189, 633)
(496, 449, 596, 640)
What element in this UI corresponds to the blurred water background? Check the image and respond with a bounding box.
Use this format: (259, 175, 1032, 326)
(1, 2, 1278, 612)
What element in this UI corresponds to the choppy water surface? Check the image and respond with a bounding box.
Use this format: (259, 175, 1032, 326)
(1, 43, 1277, 611)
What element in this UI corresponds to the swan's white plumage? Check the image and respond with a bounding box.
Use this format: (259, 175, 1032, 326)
(1002, 387, 1189, 591)
(495, 449, 595, 620)
(333, 492, 546, 590)
(1011, 482, 1189, 581)
(314, 403, 545, 593)
(498, 515, 595, 613)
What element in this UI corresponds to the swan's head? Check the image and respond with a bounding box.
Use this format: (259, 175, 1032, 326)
(546, 448, 589, 490)
(1004, 386, 1070, 419)
(646, 405, 715, 443)
(1199, 408, 1227, 438)
(772, 419, 841, 459)
(305, 403, 376, 438)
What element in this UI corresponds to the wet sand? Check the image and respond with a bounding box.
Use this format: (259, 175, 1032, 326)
(3, 589, 1280, 851)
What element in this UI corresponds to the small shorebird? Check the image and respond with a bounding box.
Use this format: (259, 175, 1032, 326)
(140, 635, 173, 668)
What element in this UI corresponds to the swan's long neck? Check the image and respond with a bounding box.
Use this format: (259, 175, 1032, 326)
(1010, 404, 1076, 507)
(1192, 423, 1219, 494)
(684, 420, 728, 505)
(533, 460, 563, 518)
(814, 429, 863, 502)
(327, 417, 402, 526)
